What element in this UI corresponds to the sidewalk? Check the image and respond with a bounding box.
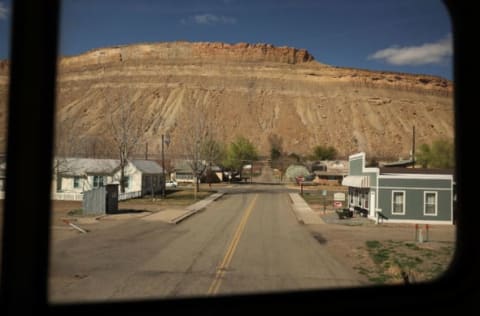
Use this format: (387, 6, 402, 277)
(289, 193, 325, 225)
(141, 192, 224, 224)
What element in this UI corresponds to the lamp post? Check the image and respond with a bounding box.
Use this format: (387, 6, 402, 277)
(161, 134, 170, 198)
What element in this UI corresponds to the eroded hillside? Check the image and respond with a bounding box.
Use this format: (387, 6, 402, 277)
(0, 42, 453, 158)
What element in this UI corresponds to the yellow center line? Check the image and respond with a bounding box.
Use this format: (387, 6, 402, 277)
(207, 194, 259, 296)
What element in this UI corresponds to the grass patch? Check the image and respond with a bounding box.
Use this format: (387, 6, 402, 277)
(357, 240, 454, 285)
(366, 240, 382, 249)
(404, 243, 421, 250)
(372, 248, 390, 264)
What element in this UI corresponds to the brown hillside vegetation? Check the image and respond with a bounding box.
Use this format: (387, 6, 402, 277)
(0, 41, 453, 158)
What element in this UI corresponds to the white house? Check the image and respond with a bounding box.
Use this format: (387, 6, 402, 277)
(124, 160, 164, 195)
(53, 158, 118, 200)
(52, 158, 164, 200)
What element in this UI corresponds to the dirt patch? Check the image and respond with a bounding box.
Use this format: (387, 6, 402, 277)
(307, 220, 455, 286)
(51, 200, 83, 226)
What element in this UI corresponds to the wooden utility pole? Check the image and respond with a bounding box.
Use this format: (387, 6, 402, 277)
(412, 125, 416, 168)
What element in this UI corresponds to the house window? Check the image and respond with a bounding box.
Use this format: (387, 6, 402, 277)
(93, 175, 104, 188)
(392, 191, 405, 215)
(123, 176, 129, 189)
(424, 192, 438, 216)
(152, 176, 157, 187)
(73, 176, 80, 189)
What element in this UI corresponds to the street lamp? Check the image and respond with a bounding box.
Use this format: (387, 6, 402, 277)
(161, 133, 171, 198)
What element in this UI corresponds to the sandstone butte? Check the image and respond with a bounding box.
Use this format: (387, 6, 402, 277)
(0, 41, 453, 159)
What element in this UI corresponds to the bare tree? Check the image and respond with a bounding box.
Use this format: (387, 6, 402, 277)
(80, 135, 114, 159)
(176, 104, 219, 196)
(201, 136, 225, 186)
(53, 117, 81, 191)
(107, 90, 145, 193)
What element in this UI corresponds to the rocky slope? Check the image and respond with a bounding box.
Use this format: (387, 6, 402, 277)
(0, 41, 453, 158)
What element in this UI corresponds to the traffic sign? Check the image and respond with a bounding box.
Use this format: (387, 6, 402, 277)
(334, 192, 346, 201)
(333, 201, 343, 208)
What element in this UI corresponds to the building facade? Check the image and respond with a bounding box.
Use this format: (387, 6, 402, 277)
(342, 153, 454, 224)
(52, 158, 164, 200)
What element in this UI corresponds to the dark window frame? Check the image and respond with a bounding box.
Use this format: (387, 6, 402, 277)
(73, 176, 80, 189)
(1, 1, 478, 315)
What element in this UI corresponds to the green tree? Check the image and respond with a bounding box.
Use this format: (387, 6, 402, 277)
(224, 136, 259, 175)
(312, 145, 337, 161)
(416, 139, 454, 168)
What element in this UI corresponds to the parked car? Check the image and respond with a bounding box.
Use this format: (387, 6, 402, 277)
(165, 180, 177, 188)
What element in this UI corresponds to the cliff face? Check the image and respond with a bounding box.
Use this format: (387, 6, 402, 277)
(59, 42, 315, 69)
(0, 41, 453, 158)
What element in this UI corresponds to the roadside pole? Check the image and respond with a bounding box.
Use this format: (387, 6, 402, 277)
(322, 189, 327, 214)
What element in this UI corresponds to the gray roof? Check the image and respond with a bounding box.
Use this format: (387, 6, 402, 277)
(381, 159, 414, 168)
(131, 160, 163, 174)
(56, 158, 119, 176)
(379, 167, 453, 175)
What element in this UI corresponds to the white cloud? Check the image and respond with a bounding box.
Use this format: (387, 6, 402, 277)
(181, 13, 237, 25)
(0, 3, 9, 20)
(368, 35, 452, 66)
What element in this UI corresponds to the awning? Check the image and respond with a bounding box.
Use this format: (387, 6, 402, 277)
(341, 175, 370, 188)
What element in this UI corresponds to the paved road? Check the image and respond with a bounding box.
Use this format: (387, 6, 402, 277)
(49, 184, 360, 302)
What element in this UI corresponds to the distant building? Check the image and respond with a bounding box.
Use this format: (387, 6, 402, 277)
(172, 160, 223, 183)
(172, 160, 196, 183)
(311, 160, 348, 185)
(342, 153, 454, 224)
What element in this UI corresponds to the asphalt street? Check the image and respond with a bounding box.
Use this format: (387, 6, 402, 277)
(49, 183, 361, 303)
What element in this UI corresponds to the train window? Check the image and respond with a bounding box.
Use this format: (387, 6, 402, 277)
(48, 0, 456, 303)
(5, 1, 477, 315)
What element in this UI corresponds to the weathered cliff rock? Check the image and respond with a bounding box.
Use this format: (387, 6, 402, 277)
(0, 41, 453, 158)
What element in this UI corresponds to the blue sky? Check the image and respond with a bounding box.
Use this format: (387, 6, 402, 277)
(1, 0, 453, 79)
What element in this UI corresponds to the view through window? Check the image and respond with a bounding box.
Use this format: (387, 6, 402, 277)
(48, 0, 455, 302)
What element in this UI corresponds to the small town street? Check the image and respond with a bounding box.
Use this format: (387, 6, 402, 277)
(49, 179, 361, 302)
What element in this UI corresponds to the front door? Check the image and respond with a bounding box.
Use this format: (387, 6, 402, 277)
(370, 191, 376, 217)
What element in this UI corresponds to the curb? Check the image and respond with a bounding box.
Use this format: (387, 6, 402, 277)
(289, 193, 325, 225)
(288, 194, 305, 224)
(170, 192, 224, 224)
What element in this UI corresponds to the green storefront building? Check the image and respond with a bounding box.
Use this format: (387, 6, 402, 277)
(342, 153, 454, 224)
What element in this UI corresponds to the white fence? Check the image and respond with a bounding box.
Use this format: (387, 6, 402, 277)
(119, 190, 142, 201)
(52, 192, 84, 201)
(51, 190, 142, 201)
